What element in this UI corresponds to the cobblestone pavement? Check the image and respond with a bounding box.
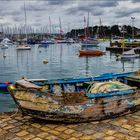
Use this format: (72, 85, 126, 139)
(0, 111, 140, 140)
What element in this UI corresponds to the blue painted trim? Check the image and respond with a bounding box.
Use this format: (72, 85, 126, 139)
(40, 71, 136, 85)
(86, 89, 134, 98)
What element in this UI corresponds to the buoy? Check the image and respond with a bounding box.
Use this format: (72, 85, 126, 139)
(3, 54, 6, 58)
(43, 59, 48, 64)
(115, 54, 120, 58)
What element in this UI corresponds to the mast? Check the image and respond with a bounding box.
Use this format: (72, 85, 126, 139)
(24, 0, 27, 43)
(131, 17, 135, 42)
(49, 16, 51, 35)
(59, 17, 62, 38)
(84, 16, 87, 38)
(87, 11, 89, 38)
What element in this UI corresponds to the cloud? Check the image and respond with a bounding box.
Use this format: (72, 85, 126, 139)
(131, 0, 140, 3)
(12, 16, 22, 22)
(0, 0, 140, 29)
(115, 7, 140, 18)
(66, 1, 119, 16)
(22, 2, 47, 12)
(90, 1, 118, 7)
(47, 0, 69, 5)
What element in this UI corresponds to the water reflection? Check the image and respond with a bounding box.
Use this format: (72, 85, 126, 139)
(0, 42, 140, 82)
(16, 49, 30, 78)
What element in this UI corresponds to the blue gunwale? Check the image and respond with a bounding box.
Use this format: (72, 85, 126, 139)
(34, 71, 136, 85)
(86, 89, 134, 98)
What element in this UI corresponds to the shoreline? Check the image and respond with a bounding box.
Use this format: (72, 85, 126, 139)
(0, 110, 139, 139)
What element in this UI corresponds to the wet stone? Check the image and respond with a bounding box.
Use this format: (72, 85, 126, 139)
(64, 129, 75, 135)
(54, 126, 67, 132)
(31, 123, 42, 128)
(114, 132, 128, 139)
(126, 136, 139, 140)
(37, 132, 49, 139)
(103, 136, 116, 140)
(68, 137, 77, 140)
(134, 124, 140, 128)
(92, 132, 105, 138)
(80, 135, 93, 140)
(0, 135, 5, 140)
(44, 135, 58, 140)
(40, 126, 50, 131)
(105, 130, 116, 135)
(82, 129, 95, 135)
(9, 127, 21, 133)
(0, 122, 8, 128)
(3, 125, 15, 130)
(8, 120, 18, 124)
(72, 132, 83, 137)
(27, 127, 41, 134)
(59, 133, 70, 139)
(14, 122, 23, 126)
(20, 125, 29, 130)
(48, 130, 60, 135)
(128, 131, 140, 137)
(16, 130, 29, 137)
(0, 130, 8, 135)
(31, 138, 43, 140)
(22, 134, 35, 140)
(133, 127, 140, 133)
(121, 124, 133, 130)
(3, 132, 15, 140)
(46, 124, 58, 129)
(10, 136, 23, 140)
(118, 128, 129, 134)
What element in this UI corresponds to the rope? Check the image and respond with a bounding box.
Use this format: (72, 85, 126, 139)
(0, 108, 19, 123)
(8, 108, 19, 118)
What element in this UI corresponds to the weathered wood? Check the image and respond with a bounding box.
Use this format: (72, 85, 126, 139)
(62, 92, 87, 105)
(16, 79, 41, 89)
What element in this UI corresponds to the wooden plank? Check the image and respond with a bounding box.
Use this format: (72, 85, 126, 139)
(27, 79, 48, 82)
(16, 79, 41, 89)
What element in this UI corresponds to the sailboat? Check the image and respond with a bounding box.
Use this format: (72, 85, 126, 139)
(17, 1, 31, 50)
(81, 13, 99, 47)
(79, 13, 105, 56)
(54, 17, 67, 43)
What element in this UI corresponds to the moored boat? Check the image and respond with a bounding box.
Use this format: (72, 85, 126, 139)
(79, 49, 105, 56)
(16, 44, 31, 50)
(121, 48, 140, 60)
(8, 71, 140, 123)
(1, 44, 8, 49)
(81, 39, 99, 47)
(0, 82, 12, 93)
(124, 70, 140, 88)
(40, 40, 55, 45)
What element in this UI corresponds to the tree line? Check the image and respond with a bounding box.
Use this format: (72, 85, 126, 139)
(66, 25, 140, 39)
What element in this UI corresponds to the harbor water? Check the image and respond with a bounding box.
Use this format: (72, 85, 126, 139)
(0, 42, 140, 112)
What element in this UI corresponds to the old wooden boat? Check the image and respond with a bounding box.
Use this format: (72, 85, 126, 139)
(8, 72, 140, 123)
(79, 50, 105, 56)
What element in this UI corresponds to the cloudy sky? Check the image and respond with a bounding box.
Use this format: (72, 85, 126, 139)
(0, 0, 140, 32)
